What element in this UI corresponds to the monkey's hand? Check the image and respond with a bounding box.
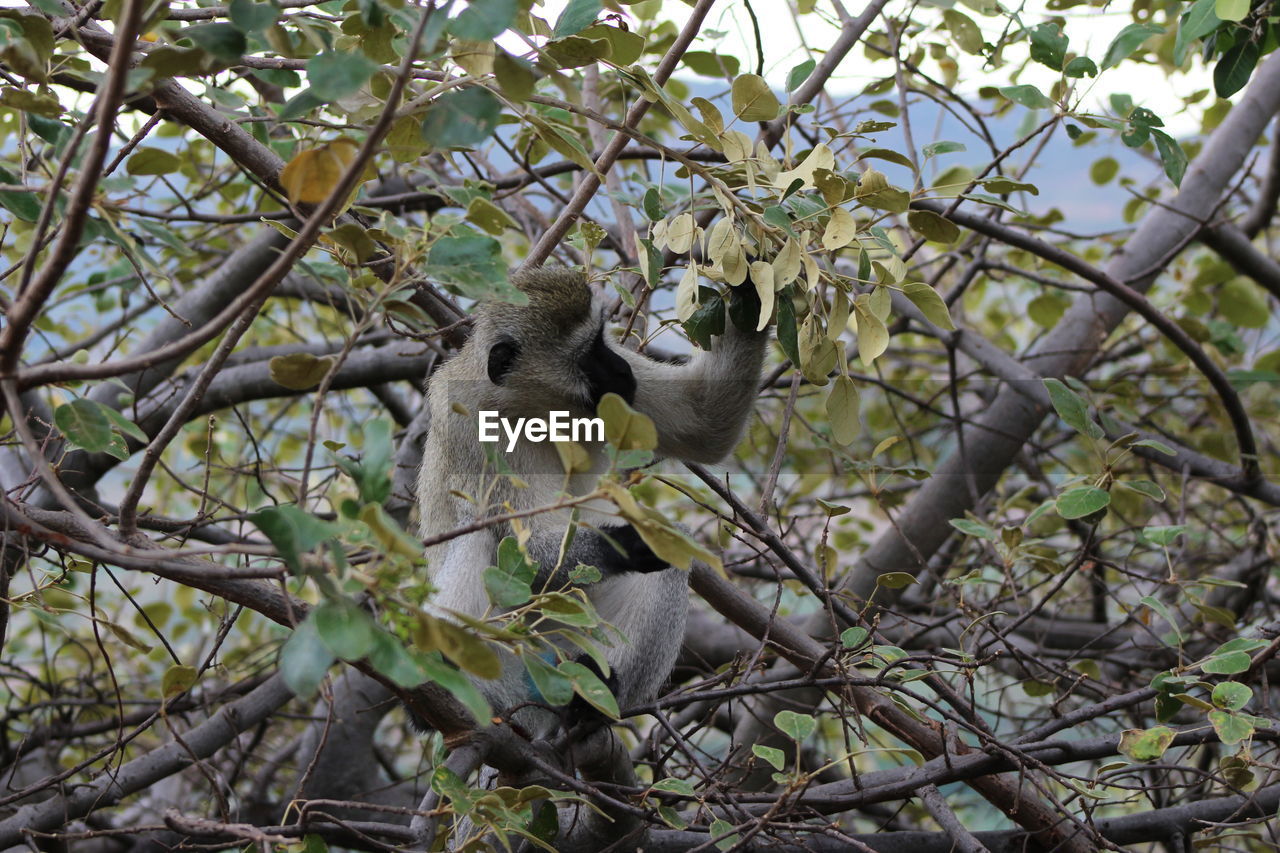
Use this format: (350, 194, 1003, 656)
(729, 274, 773, 333)
(600, 524, 669, 574)
(563, 653, 618, 733)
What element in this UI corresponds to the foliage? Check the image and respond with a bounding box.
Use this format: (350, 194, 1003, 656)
(0, 0, 1278, 850)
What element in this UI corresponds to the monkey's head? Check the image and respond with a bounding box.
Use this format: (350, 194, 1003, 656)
(477, 268, 636, 415)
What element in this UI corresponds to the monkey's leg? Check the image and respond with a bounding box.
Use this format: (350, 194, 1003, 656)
(587, 567, 689, 710)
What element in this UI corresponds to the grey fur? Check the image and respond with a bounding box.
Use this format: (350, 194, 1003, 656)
(417, 268, 768, 735)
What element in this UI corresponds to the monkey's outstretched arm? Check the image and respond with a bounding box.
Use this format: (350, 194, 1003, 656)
(618, 321, 769, 463)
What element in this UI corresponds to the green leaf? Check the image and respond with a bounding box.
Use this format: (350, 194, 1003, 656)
(1028, 294, 1066, 327)
(1209, 709, 1254, 744)
(1215, 0, 1249, 21)
(774, 710, 816, 742)
(876, 571, 917, 589)
(1176, 0, 1222, 64)
(903, 281, 956, 330)
(421, 87, 501, 148)
(1139, 595, 1183, 644)
(162, 664, 198, 698)
(420, 651, 491, 722)
(642, 187, 661, 221)
(228, 0, 278, 34)
(1090, 156, 1119, 185)
(943, 8, 984, 54)
(682, 51, 740, 77)
(981, 177, 1039, 195)
(1151, 130, 1187, 187)
(1028, 22, 1068, 71)
(1055, 486, 1110, 520)
(483, 564, 533, 607)
(906, 210, 960, 244)
(776, 286, 800, 365)
(559, 660, 620, 718)
(425, 232, 509, 299)
(334, 419, 393, 505)
(552, 0, 600, 38)
(1102, 23, 1164, 69)
(1133, 438, 1177, 455)
(544, 34, 610, 68)
(451, 0, 517, 40)
(684, 287, 725, 350)
(786, 58, 815, 91)
(101, 406, 147, 443)
(1043, 378, 1103, 438)
(1214, 38, 1259, 97)
(1141, 524, 1186, 546)
(1119, 479, 1165, 501)
(923, 140, 965, 158)
(313, 599, 379, 661)
(249, 504, 338, 575)
(368, 632, 428, 687)
(949, 517, 996, 539)
(493, 50, 537, 101)
(429, 617, 502, 678)
(1118, 726, 1174, 761)
(581, 24, 644, 65)
(1220, 277, 1269, 327)
(1202, 650, 1251, 675)
(184, 22, 246, 63)
(840, 626, 869, 649)
(0, 166, 39, 221)
(1063, 56, 1098, 78)
(731, 74, 781, 122)
(1211, 681, 1252, 711)
(998, 84, 1053, 109)
(524, 654, 574, 706)
(55, 399, 113, 453)
(125, 147, 181, 176)
(269, 352, 335, 390)
(308, 50, 378, 102)
(752, 744, 785, 770)
(280, 614, 336, 698)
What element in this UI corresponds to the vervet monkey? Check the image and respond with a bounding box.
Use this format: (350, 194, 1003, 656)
(417, 268, 768, 734)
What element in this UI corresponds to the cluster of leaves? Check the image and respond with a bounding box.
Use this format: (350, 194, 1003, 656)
(1, 0, 1278, 847)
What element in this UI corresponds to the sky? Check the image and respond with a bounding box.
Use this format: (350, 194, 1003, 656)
(532, 0, 1217, 137)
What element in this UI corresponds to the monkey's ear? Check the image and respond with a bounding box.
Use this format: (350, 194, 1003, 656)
(487, 337, 520, 384)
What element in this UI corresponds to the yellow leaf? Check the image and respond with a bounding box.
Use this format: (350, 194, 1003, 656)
(854, 296, 889, 364)
(773, 237, 801, 287)
(666, 213, 696, 254)
(775, 142, 834, 190)
(597, 393, 658, 450)
(676, 262, 700, 322)
(465, 197, 517, 235)
(720, 129, 752, 162)
(705, 218, 735, 265)
(826, 375, 860, 445)
(162, 664, 198, 698)
(821, 207, 856, 251)
(279, 139, 358, 205)
(731, 73, 781, 121)
(750, 261, 774, 332)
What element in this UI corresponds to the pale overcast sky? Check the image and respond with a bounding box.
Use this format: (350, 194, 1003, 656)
(533, 0, 1216, 136)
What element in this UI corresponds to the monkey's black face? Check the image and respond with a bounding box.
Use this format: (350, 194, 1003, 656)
(484, 323, 634, 413)
(579, 327, 635, 408)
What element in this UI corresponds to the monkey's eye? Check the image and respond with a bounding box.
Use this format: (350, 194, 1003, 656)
(487, 338, 520, 384)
